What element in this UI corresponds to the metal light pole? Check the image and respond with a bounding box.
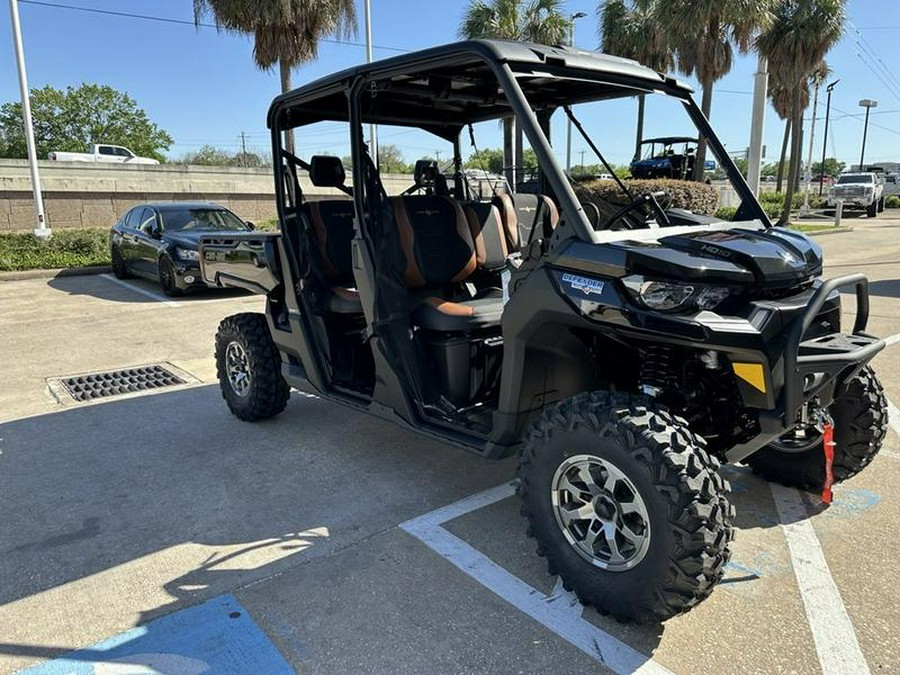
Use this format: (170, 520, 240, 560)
(565, 11, 587, 174)
(364, 0, 377, 166)
(8, 0, 49, 239)
(818, 80, 838, 196)
(858, 99, 877, 170)
(746, 55, 769, 196)
(801, 80, 820, 214)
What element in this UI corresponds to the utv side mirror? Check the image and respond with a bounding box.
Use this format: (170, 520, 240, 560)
(245, 221, 255, 230)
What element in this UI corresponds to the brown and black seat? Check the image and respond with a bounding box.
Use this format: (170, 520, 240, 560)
(391, 195, 504, 332)
(493, 191, 559, 251)
(304, 155, 361, 314)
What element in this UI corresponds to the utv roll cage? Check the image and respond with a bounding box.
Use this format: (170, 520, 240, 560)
(266, 39, 769, 246)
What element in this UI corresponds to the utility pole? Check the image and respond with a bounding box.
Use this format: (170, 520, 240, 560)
(746, 55, 768, 197)
(579, 149, 585, 170)
(364, 0, 378, 166)
(819, 80, 839, 196)
(435, 149, 442, 166)
(240, 131, 247, 167)
(8, 0, 49, 238)
(802, 81, 820, 214)
(565, 11, 587, 174)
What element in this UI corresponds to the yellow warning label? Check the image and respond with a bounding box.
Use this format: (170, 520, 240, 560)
(732, 362, 767, 393)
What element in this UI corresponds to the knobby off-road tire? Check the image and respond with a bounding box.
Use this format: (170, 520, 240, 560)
(746, 366, 887, 490)
(111, 245, 130, 279)
(215, 313, 290, 421)
(518, 392, 734, 623)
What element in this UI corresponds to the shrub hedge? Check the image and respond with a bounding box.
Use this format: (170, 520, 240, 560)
(574, 178, 719, 216)
(886, 195, 900, 209)
(0, 229, 110, 271)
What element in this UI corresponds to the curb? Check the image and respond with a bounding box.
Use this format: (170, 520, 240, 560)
(0, 265, 111, 281)
(804, 227, 854, 237)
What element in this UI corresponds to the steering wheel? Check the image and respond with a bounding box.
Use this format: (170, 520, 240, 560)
(604, 191, 671, 230)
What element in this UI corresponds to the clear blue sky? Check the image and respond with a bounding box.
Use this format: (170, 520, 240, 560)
(1, 0, 899, 168)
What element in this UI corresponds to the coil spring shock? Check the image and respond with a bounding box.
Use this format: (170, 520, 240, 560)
(639, 345, 673, 397)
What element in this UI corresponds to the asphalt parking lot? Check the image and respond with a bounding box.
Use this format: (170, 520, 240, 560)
(2, 217, 900, 674)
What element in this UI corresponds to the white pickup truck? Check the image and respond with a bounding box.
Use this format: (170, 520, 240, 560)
(827, 172, 884, 218)
(47, 144, 159, 165)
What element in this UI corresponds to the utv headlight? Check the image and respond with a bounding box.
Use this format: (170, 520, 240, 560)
(175, 246, 199, 261)
(622, 275, 732, 313)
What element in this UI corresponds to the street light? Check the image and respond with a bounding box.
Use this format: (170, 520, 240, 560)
(818, 79, 839, 197)
(858, 98, 878, 170)
(565, 11, 587, 174)
(8, 0, 49, 239)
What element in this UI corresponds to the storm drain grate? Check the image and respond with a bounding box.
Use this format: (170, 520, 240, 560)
(54, 365, 187, 402)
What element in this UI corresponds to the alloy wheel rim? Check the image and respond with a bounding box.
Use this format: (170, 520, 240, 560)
(160, 260, 174, 290)
(225, 341, 251, 397)
(551, 454, 651, 571)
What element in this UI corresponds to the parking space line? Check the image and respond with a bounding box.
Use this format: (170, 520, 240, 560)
(99, 274, 181, 307)
(884, 332, 900, 346)
(883, 399, 900, 460)
(401, 483, 674, 675)
(770, 483, 870, 675)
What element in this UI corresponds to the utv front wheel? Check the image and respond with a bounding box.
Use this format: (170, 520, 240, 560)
(518, 392, 734, 623)
(746, 366, 887, 490)
(215, 313, 290, 421)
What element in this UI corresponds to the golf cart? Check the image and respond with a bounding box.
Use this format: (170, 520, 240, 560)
(629, 136, 698, 180)
(199, 40, 887, 623)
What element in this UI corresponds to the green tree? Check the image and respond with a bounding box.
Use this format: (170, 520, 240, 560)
(194, 0, 356, 154)
(178, 144, 265, 167)
(662, 0, 774, 180)
(0, 83, 173, 161)
(598, 0, 675, 160)
(377, 144, 411, 174)
(465, 147, 505, 174)
(757, 0, 845, 224)
(459, 0, 569, 186)
(812, 157, 845, 178)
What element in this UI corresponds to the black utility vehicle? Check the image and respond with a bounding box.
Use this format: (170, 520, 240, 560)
(629, 136, 698, 180)
(199, 41, 887, 623)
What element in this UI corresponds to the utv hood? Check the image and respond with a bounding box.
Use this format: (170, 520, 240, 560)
(643, 226, 823, 290)
(560, 224, 823, 291)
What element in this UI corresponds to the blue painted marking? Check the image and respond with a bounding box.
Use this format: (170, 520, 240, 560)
(20, 595, 292, 675)
(825, 489, 880, 519)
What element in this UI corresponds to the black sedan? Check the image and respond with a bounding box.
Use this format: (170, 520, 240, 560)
(109, 202, 253, 296)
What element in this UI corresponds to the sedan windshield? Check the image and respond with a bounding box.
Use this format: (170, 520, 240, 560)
(159, 208, 248, 231)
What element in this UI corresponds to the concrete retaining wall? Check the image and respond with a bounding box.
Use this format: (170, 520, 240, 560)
(1, 159, 744, 232)
(0, 160, 411, 233)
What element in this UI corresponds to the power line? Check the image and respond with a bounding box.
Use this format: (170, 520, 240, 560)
(830, 105, 900, 138)
(17, 0, 410, 53)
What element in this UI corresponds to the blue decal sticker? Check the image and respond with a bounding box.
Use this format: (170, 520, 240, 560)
(562, 273, 604, 297)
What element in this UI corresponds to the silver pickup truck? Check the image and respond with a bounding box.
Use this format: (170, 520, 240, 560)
(827, 172, 885, 217)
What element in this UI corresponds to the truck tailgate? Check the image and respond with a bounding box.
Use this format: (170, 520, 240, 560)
(198, 231, 282, 295)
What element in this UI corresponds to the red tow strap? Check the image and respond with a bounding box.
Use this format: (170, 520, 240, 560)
(822, 422, 835, 505)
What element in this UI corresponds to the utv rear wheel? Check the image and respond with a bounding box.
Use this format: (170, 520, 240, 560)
(215, 313, 290, 421)
(518, 392, 734, 623)
(746, 366, 887, 490)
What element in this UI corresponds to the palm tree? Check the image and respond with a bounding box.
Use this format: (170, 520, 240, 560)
(757, 0, 845, 224)
(598, 0, 674, 161)
(194, 0, 356, 153)
(459, 0, 569, 186)
(660, 0, 774, 180)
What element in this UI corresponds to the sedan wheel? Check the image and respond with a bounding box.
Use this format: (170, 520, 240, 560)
(111, 245, 130, 279)
(158, 256, 182, 297)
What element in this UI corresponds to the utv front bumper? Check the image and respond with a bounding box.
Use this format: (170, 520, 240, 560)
(725, 274, 883, 462)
